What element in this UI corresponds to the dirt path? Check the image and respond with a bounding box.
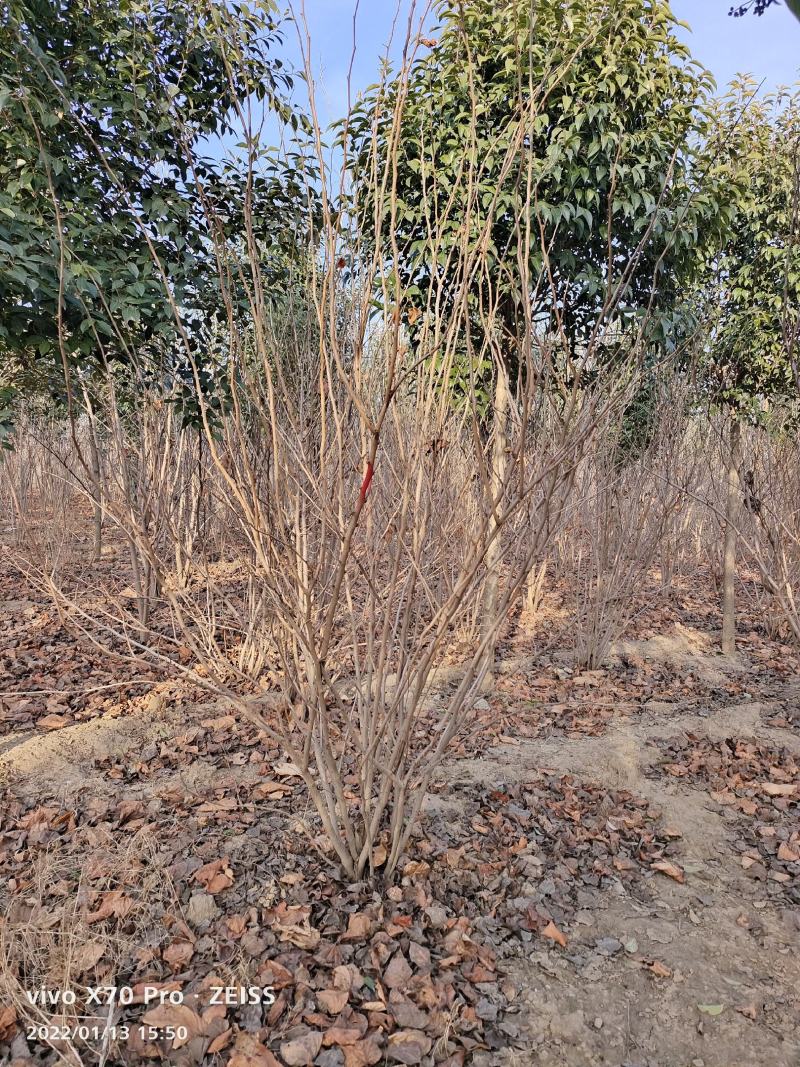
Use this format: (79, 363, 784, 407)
(443, 698, 800, 1067)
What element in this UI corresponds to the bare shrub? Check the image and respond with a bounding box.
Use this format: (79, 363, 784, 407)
(737, 420, 800, 643)
(0, 414, 91, 594)
(569, 378, 695, 668)
(0, 10, 698, 884)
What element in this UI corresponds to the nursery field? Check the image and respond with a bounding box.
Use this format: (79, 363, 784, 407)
(3, 0, 800, 1065)
(1, 530, 798, 1067)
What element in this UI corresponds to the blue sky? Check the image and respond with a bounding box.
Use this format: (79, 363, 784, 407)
(671, 0, 800, 93)
(288, 0, 800, 131)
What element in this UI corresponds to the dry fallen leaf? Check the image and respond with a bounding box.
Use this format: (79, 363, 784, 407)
(643, 959, 672, 979)
(317, 988, 349, 1015)
(342, 912, 372, 941)
(141, 1003, 203, 1050)
(384, 951, 414, 989)
(228, 1032, 282, 1067)
(402, 860, 430, 877)
(386, 1029, 432, 1064)
(267, 902, 321, 949)
(201, 714, 237, 731)
(73, 939, 106, 974)
(163, 938, 194, 971)
(207, 1027, 233, 1054)
(762, 782, 796, 798)
(323, 1026, 363, 1047)
(37, 713, 68, 731)
(225, 913, 248, 938)
(274, 762, 303, 778)
(195, 858, 234, 894)
(342, 1036, 383, 1067)
(85, 889, 134, 924)
(254, 780, 292, 800)
(332, 964, 355, 991)
(280, 1030, 323, 1065)
(197, 797, 238, 814)
(0, 1004, 17, 1042)
(541, 920, 567, 947)
(651, 860, 685, 884)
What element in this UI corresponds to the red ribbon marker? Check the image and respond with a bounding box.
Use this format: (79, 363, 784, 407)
(358, 461, 374, 506)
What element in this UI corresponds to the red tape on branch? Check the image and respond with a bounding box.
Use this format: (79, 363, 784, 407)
(358, 461, 374, 506)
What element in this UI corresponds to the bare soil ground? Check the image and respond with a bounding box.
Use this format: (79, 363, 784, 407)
(1, 556, 799, 1067)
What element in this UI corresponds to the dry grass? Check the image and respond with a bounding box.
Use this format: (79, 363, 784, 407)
(0, 827, 180, 1066)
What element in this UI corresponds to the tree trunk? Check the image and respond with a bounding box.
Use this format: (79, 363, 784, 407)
(481, 366, 510, 680)
(524, 559, 548, 616)
(87, 420, 103, 561)
(81, 389, 104, 561)
(721, 417, 741, 655)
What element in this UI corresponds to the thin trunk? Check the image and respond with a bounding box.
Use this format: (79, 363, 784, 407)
(524, 558, 548, 616)
(722, 417, 741, 655)
(481, 368, 509, 680)
(85, 408, 103, 560)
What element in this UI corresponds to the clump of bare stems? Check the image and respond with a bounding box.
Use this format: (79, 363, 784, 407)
(565, 374, 701, 669)
(7, 11, 799, 884)
(727, 417, 800, 643)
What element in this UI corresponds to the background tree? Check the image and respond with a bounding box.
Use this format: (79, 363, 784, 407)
(0, 0, 314, 394)
(347, 0, 733, 669)
(1, 0, 320, 576)
(696, 78, 800, 652)
(348, 0, 731, 384)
